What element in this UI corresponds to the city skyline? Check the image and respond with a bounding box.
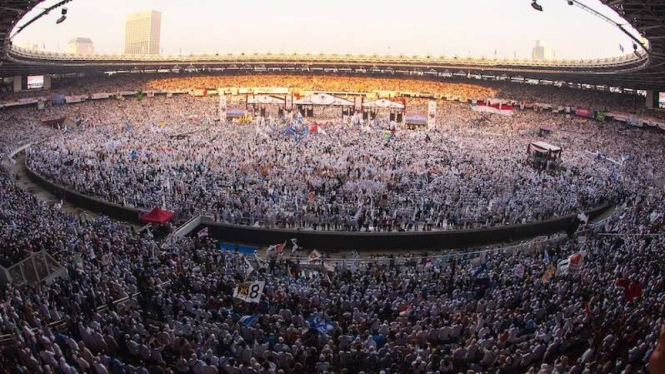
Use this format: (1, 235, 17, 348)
(12, 0, 641, 60)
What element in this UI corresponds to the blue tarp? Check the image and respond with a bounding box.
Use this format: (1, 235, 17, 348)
(219, 242, 257, 255)
(227, 109, 246, 118)
(52, 95, 66, 106)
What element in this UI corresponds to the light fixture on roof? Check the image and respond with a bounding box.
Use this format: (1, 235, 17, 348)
(56, 7, 67, 24)
(531, 0, 543, 11)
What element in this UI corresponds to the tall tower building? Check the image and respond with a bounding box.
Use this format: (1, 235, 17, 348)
(124, 10, 161, 55)
(532, 40, 555, 61)
(66, 38, 94, 54)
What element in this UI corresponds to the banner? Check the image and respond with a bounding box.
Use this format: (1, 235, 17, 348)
(219, 95, 227, 120)
(427, 100, 437, 129)
(91, 93, 111, 100)
(627, 117, 643, 127)
(354, 97, 363, 112)
(65, 95, 87, 103)
(233, 281, 265, 303)
(254, 87, 289, 94)
(471, 104, 514, 116)
(285, 94, 293, 111)
(575, 108, 594, 118)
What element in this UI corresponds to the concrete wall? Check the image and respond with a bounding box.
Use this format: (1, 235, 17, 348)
(25, 159, 612, 251)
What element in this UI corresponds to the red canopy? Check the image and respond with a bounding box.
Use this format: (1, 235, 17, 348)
(139, 207, 175, 224)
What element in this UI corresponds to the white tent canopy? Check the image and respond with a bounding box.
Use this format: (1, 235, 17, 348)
(363, 98, 405, 109)
(294, 93, 354, 106)
(247, 95, 286, 105)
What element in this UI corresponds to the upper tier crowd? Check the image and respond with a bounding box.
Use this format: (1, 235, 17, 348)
(0, 74, 655, 118)
(0, 76, 663, 374)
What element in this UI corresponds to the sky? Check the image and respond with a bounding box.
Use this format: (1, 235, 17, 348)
(11, 0, 642, 60)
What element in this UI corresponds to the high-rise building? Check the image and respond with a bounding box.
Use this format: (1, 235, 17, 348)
(66, 37, 94, 54)
(532, 40, 555, 61)
(124, 10, 161, 55)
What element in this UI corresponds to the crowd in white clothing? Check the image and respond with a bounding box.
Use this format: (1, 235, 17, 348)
(0, 76, 662, 374)
(24, 96, 635, 231)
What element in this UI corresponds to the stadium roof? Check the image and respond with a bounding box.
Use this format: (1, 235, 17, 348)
(2, 1, 665, 91)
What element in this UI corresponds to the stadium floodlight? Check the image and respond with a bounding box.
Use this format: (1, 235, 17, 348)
(56, 8, 67, 24)
(531, 0, 543, 11)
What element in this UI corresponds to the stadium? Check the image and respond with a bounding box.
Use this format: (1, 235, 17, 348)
(0, 0, 665, 373)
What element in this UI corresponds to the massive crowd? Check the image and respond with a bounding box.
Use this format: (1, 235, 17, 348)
(26, 95, 630, 231)
(0, 76, 663, 374)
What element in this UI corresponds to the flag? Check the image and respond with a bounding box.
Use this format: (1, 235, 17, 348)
(577, 212, 589, 224)
(307, 313, 336, 334)
(238, 314, 259, 327)
(243, 256, 255, 277)
(514, 264, 525, 279)
(619, 44, 624, 53)
(541, 264, 556, 282)
(568, 252, 585, 272)
(291, 238, 300, 253)
(308, 250, 322, 262)
(254, 254, 268, 269)
(557, 251, 585, 275)
(233, 281, 265, 303)
(398, 304, 413, 316)
(137, 90, 144, 101)
(594, 111, 606, 121)
(543, 250, 551, 264)
(557, 259, 570, 276)
(267, 241, 286, 254)
(197, 227, 209, 238)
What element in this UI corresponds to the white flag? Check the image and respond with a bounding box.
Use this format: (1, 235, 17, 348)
(308, 250, 322, 262)
(577, 212, 589, 224)
(243, 256, 255, 277)
(233, 281, 265, 303)
(557, 259, 570, 275)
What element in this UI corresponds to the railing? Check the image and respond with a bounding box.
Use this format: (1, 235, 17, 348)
(9, 46, 647, 70)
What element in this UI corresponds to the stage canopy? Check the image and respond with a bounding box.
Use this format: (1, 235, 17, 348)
(363, 98, 405, 109)
(247, 95, 286, 105)
(139, 207, 175, 224)
(294, 93, 353, 106)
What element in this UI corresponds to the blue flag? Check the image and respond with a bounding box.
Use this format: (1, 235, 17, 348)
(238, 314, 259, 327)
(307, 313, 336, 334)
